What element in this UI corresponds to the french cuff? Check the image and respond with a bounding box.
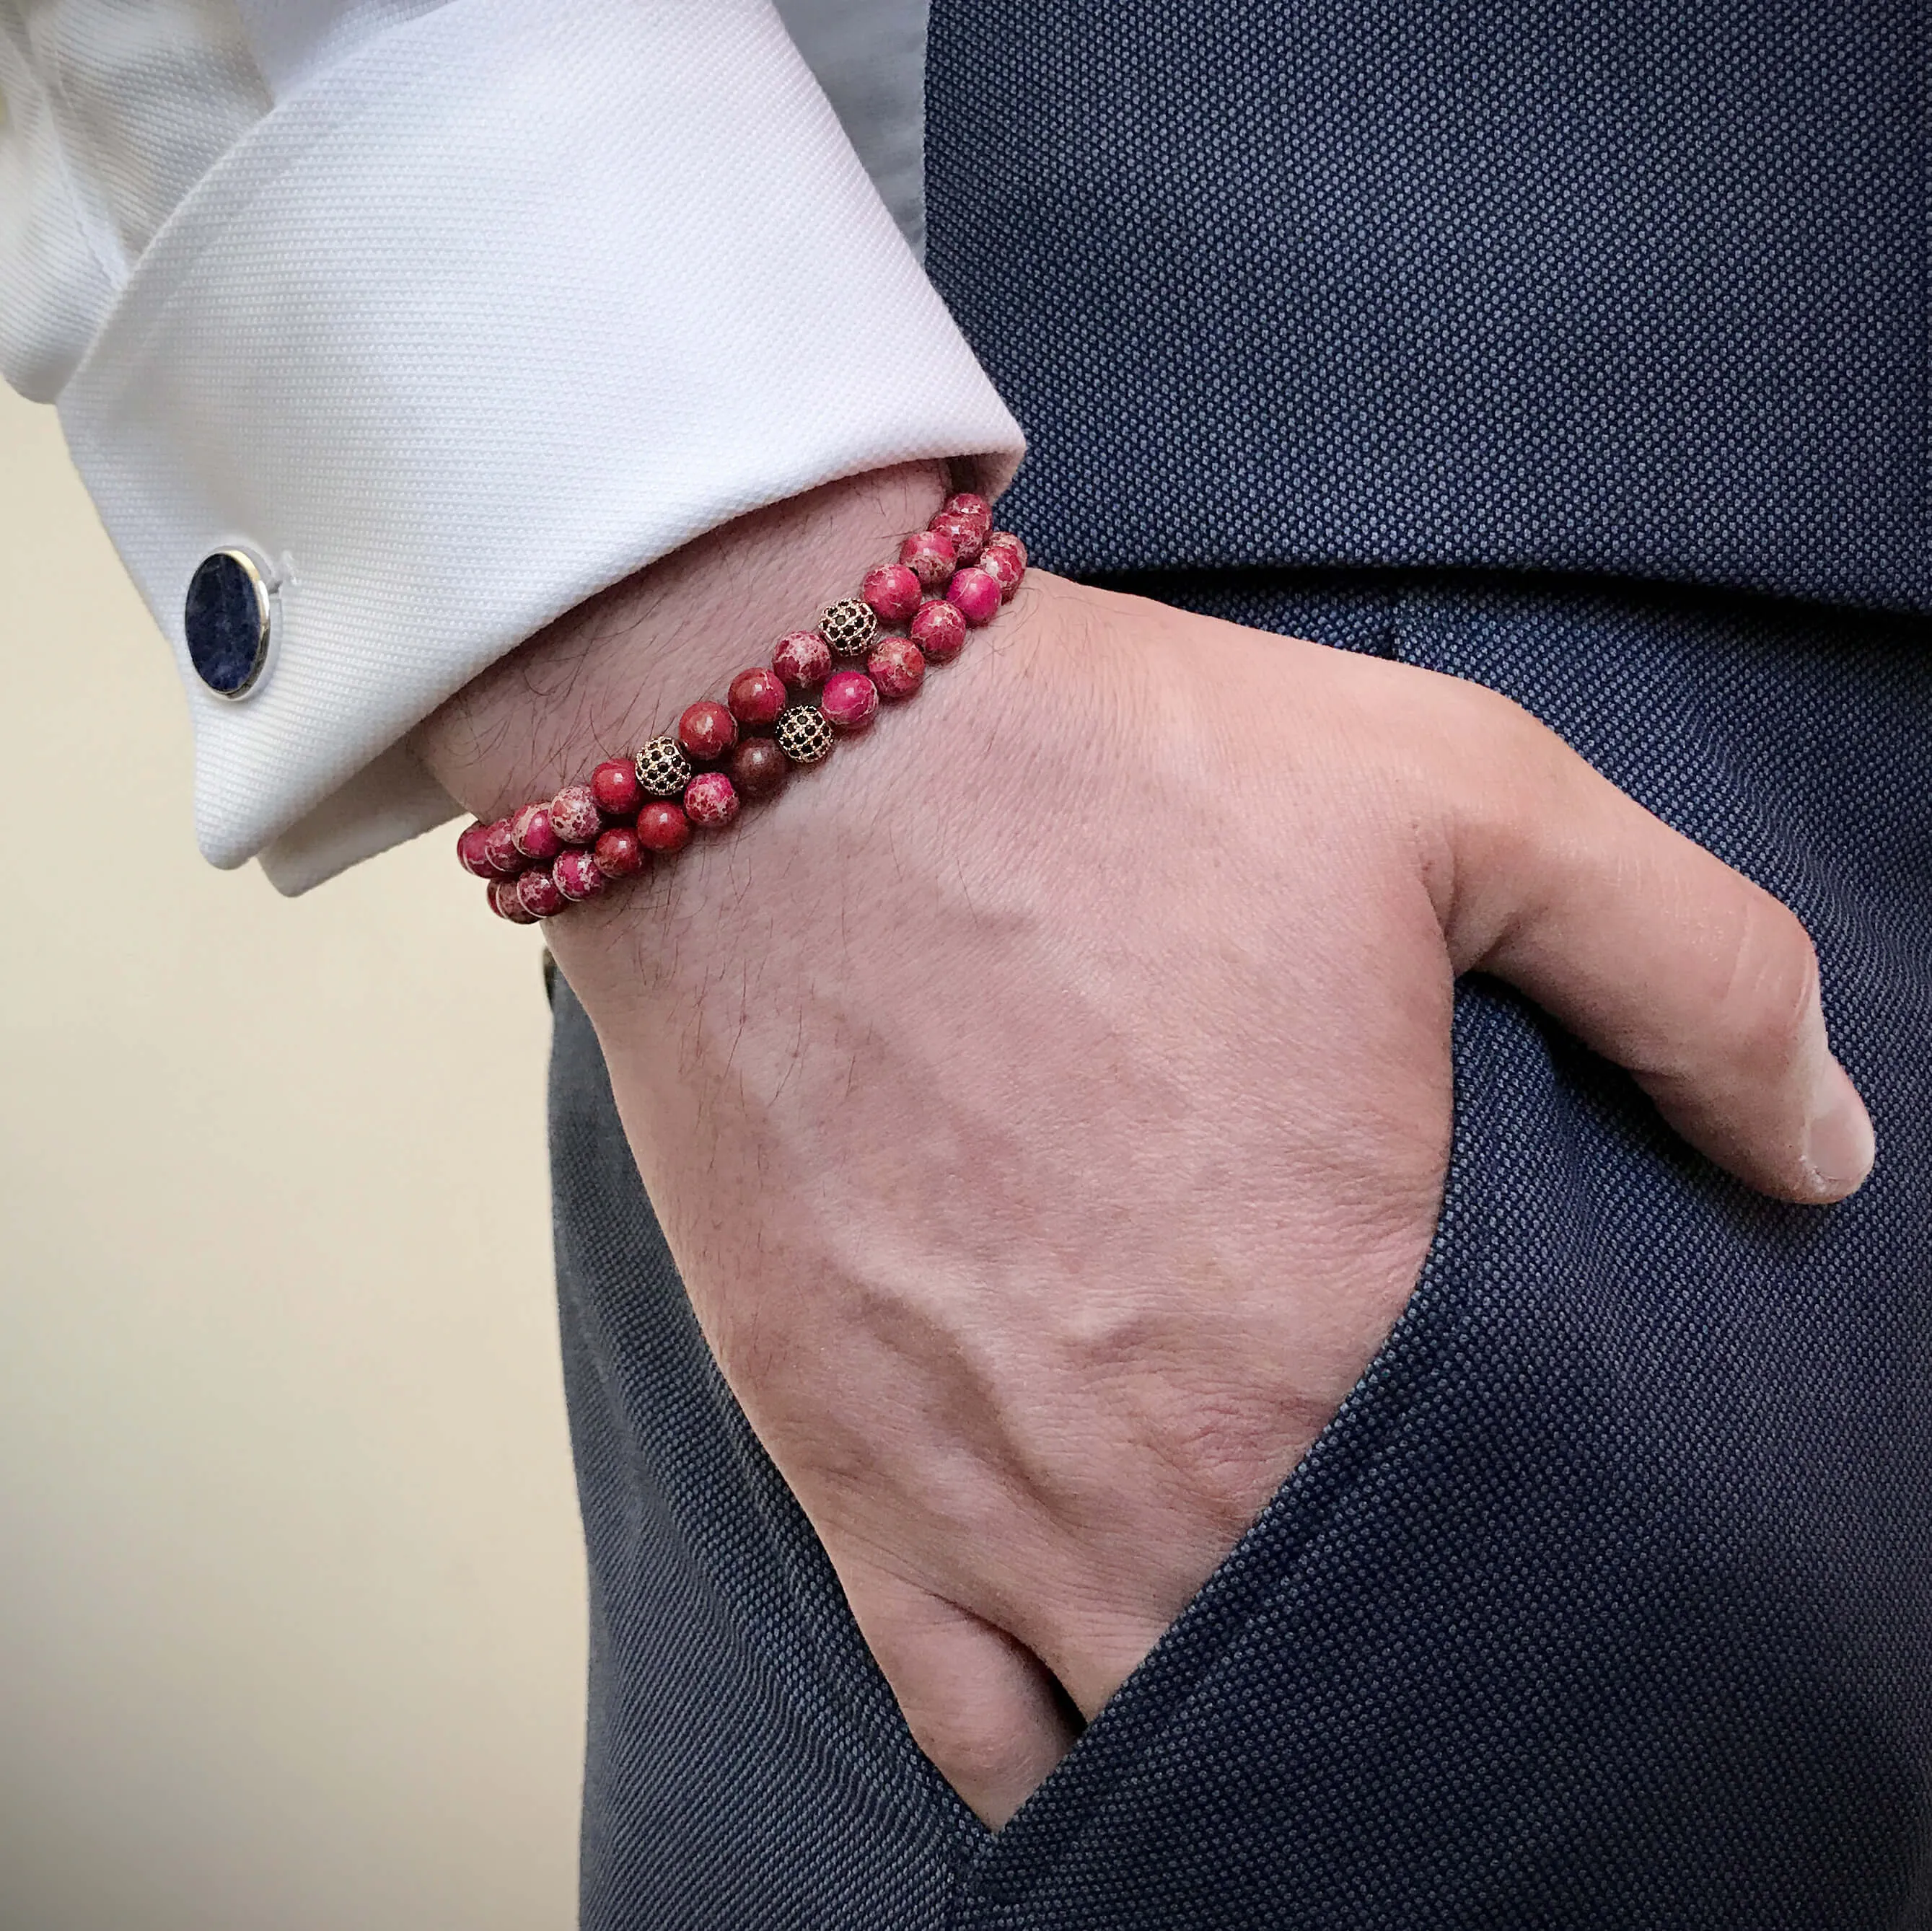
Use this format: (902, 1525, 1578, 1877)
(55, 0, 1024, 895)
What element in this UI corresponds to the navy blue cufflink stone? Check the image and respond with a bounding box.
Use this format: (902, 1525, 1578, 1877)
(185, 549, 273, 698)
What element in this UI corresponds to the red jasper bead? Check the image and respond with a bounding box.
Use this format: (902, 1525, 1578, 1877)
(729, 736, 791, 799)
(868, 635, 926, 700)
(727, 667, 787, 728)
(910, 598, 968, 663)
(862, 563, 923, 626)
(772, 629, 833, 688)
(553, 848, 607, 901)
(636, 800, 692, 853)
(481, 818, 522, 874)
(931, 510, 985, 564)
(457, 822, 497, 878)
(684, 770, 739, 828)
(678, 700, 737, 763)
(822, 668, 880, 733)
(947, 566, 1003, 627)
(899, 529, 957, 591)
(943, 491, 992, 529)
(979, 542, 1024, 599)
(984, 529, 1027, 571)
(511, 801, 563, 861)
(488, 876, 536, 923)
(550, 783, 602, 845)
(592, 826, 645, 878)
(517, 866, 566, 918)
(591, 758, 643, 818)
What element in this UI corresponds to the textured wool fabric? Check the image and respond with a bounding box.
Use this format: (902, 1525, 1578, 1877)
(10, 0, 1009, 890)
(550, 578, 1932, 1928)
(923, 0, 1926, 615)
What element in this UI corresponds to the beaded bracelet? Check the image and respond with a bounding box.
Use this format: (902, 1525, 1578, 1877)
(455, 493, 1027, 923)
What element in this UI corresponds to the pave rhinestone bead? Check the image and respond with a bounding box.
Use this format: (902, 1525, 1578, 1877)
(819, 598, 879, 658)
(488, 876, 537, 923)
(775, 705, 835, 764)
(729, 736, 790, 799)
(727, 667, 788, 728)
(549, 783, 602, 845)
(684, 770, 739, 829)
(517, 866, 566, 918)
(511, 801, 562, 861)
(591, 758, 643, 818)
(868, 635, 926, 701)
(678, 699, 738, 763)
(553, 848, 607, 901)
(822, 668, 879, 733)
(911, 598, 967, 662)
(592, 826, 644, 878)
(899, 529, 957, 591)
(636, 735, 695, 797)
(636, 799, 692, 853)
(772, 629, 833, 688)
(862, 564, 923, 626)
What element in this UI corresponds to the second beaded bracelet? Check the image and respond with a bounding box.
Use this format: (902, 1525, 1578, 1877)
(455, 493, 1027, 923)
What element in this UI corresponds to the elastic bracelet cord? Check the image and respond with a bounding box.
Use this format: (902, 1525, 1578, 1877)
(455, 493, 1027, 923)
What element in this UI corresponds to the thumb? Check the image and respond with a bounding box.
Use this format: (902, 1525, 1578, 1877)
(1439, 690, 1874, 1205)
(830, 1549, 1077, 1829)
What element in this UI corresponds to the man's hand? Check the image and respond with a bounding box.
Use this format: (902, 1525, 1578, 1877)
(414, 464, 1873, 1827)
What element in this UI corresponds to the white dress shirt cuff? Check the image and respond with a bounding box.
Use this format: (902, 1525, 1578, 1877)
(54, 0, 1023, 893)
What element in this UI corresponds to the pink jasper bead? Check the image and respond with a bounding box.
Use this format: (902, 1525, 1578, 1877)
(592, 758, 643, 819)
(868, 635, 926, 700)
(772, 629, 833, 688)
(943, 491, 993, 528)
(727, 667, 788, 728)
(822, 668, 880, 733)
(862, 563, 923, 626)
(511, 802, 563, 861)
(899, 529, 957, 591)
(550, 783, 602, 845)
(488, 876, 535, 923)
(678, 700, 737, 763)
(636, 800, 692, 853)
(457, 822, 498, 878)
(481, 818, 522, 874)
(593, 826, 645, 878)
(517, 866, 566, 918)
(984, 529, 1027, 571)
(683, 770, 739, 829)
(910, 598, 968, 663)
(553, 848, 607, 901)
(947, 566, 1003, 627)
(979, 543, 1024, 599)
(931, 510, 986, 564)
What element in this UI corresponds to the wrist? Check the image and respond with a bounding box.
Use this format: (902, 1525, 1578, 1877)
(409, 459, 953, 824)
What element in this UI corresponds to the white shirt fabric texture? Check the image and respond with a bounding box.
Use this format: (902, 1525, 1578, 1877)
(0, 0, 1022, 892)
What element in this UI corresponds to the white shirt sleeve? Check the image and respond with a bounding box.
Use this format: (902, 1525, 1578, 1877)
(0, 0, 1022, 892)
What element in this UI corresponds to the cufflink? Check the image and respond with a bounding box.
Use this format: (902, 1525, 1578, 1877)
(185, 547, 276, 699)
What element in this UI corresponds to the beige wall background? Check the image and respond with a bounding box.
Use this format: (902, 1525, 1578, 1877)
(0, 386, 586, 1927)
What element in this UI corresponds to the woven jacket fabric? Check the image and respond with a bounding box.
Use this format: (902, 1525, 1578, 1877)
(923, 0, 1927, 614)
(550, 576, 1932, 1929)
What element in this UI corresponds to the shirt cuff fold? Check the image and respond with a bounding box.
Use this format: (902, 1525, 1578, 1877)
(56, 0, 1024, 889)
